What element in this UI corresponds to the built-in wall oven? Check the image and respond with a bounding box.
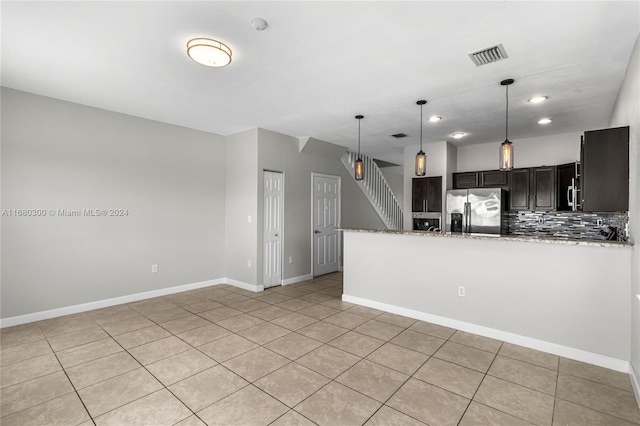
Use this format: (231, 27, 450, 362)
(412, 212, 442, 232)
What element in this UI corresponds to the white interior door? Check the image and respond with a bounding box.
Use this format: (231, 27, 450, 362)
(263, 171, 283, 288)
(313, 174, 340, 276)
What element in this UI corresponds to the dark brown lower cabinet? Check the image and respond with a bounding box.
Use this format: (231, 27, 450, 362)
(412, 176, 442, 212)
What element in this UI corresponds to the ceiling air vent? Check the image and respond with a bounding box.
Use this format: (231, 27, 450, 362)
(468, 43, 508, 66)
(391, 133, 408, 139)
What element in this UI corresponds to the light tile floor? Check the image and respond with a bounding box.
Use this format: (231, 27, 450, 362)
(1, 272, 639, 425)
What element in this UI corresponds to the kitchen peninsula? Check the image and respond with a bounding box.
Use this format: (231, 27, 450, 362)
(340, 228, 632, 371)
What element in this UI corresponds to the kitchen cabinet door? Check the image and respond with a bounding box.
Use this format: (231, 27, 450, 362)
(509, 168, 530, 210)
(481, 170, 508, 187)
(556, 163, 576, 211)
(453, 172, 479, 189)
(426, 176, 442, 212)
(582, 126, 629, 212)
(412, 177, 442, 212)
(531, 166, 556, 211)
(412, 178, 427, 212)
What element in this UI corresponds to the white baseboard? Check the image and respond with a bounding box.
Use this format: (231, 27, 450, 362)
(0, 277, 261, 328)
(282, 274, 313, 286)
(631, 363, 640, 409)
(342, 294, 631, 374)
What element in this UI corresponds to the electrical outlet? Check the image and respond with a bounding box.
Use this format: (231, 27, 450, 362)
(289, 256, 294, 264)
(458, 286, 465, 297)
(151, 264, 158, 273)
(597, 219, 603, 226)
(247, 260, 252, 268)
(247, 215, 252, 223)
(538, 217, 545, 225)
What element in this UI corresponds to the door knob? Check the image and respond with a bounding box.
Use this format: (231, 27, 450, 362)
(314, 230, 321, 234)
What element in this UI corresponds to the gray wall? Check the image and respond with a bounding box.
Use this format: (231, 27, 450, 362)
(1, 88, 226, 318)
(610, 33, 640, 387)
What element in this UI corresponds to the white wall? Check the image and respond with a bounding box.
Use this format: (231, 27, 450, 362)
(343, 231, 632, 364)
(1, 88, 226, 318)
(610, 33, 640, 390)
(456, 131, 582, 172)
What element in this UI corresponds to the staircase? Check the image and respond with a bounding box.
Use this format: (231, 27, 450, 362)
(342, 151, 403, 230)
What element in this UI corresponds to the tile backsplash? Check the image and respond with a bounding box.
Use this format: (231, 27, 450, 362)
(506, 211, 629, 242)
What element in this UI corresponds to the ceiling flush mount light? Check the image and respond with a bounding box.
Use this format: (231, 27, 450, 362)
(499, 78, 515, 171)
(428, 115, 442, 123)
(451, 132, 466, 139)
(251, 17, 269, 31)
(187, 38, 232, 67)
(355, 115, 364, 181)
(415, 100, 427, 177)
(538, 118, 553, 124)
(528, 96, 548, 104)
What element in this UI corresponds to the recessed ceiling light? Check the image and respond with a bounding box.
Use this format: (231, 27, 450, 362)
(451, 132, 466, 139)
(428, 115, 442, 122)
(538, 118, 553, 124)
(187, 38, 232, 67)
(528, 96, 548, 103)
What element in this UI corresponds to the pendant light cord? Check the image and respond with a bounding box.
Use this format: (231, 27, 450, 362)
(358, 119, 361, 156)
(505, 84, 509, 140)
(420, 103, 424, 150)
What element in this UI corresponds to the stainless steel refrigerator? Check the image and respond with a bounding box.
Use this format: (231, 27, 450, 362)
(445, 188, 508, 235)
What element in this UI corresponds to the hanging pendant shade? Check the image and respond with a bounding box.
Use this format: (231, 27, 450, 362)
(415, 100, 427, 176)
(499, 79, 515, 171)
(355, 115, 364, 181)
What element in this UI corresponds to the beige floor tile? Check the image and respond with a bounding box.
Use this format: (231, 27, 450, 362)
(222, 347, 290, 382)
(275, 298, 315, 312)
(552, 398, 639, 426)
(0, 324, 45, 348)
(271, 312, 319, 331)
(323, 311, 370, 329)
(488, 355, 558, 395)
(296, 321, 349, 343)
(112, 325, 172, 349)
(409, 320, 456, 339)
(0, 371, 73, 417)
(128, 335, 191, 365)
(559, 357, 634, 392)
(250, 305, 292, 321)
(228, 299, 271, 313)
(264, 332, 324, 360)
(319, 299, 354, 310)
(77, 367, 163, 417)
(146, 348, 217, 386)
(216, 293, 253, 305)
(160, 314, 211, 334)
(0, 392, 91, 426)
(66, 351, 140, 389)
(459, 402, 533, 426)
(346, 305, 385, 319)
(365, 405, 427, 426)
(101, 315, 155, 336)
(198, 306, 243, 322)
(298, 292, 334, 303)
(94, 389, 192, 426)
(197, 384, 288, 426)
(354, 320, 404, 341)
(88, 305, 140, 326)
(387, 378, 469, 426)
(237, 322, 291, 345)
(174, 414, 208, 426)
(129, 299, 177, 315)
(1, 352, 62, 388)
(450, 331, 503, 353)
(366, 343, 429, 375)
(216, 313, 265, 332)
(375, 312, 418, 329)
(177, 323, 232, 346)
(169, 365, 248, 412)
(255, 362, 330, 407)
(47, 326, 109, 352)
(414, 357, 484, 399)
(499, 342, 559, 370)
(145, 307, 191, 323)
(198, 334, 259, 362)
(390, 329, 446, 355)
(254, 293, 293, 305)
(297, 345, 360, 379)
(296, 381, 381, 426)
(1, 339, 52, 366)
(434, 341, 496, 373)
(38, 314, 97, 337)
(474, 375, 554, 425)
(336, 359, 408, 403)
(328, 331, 385, 357)
(271, 410, 316, 426)
(56, 337, 122, 369)
(298, 304, 340, 320)
(556, 373, 640, 423)
(183, 300, 224, 314)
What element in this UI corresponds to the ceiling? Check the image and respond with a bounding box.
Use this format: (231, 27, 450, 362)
(2, 1, 639, 165)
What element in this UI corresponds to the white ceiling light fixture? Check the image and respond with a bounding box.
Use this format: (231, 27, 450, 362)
(186, 38, 232, 67)
(251, 17, 269, 31)
(451, 132, 466, 139)
(538, 118, 553, 124)
(428, 115, 442, 122)
(528, 96, 548, 103)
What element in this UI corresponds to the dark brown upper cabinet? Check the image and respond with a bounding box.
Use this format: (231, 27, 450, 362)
(581, 126, 629, 212)
(509, 168, 530, 210)
(412, 176, 442, 212)
(453, 170, 508, 189)
(453, 172, 479, 189)
(480, 170, 509, 187)
(556, 162, 578, 211)
(531, 166, 556, 211)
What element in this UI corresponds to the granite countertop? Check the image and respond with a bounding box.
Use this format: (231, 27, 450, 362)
(338, 228, 632, 248)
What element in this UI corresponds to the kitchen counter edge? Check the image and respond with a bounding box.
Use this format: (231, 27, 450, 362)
(337, 228, 632, 248)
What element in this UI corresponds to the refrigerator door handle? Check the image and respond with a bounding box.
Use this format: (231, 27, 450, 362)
(567, 185, 573, 207)
(464, 202, 471, 233)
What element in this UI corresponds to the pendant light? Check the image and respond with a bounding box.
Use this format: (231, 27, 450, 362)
(354, 115, 364, 181)
(415, 100, 427, 176)
(499, 79, 515, 171)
